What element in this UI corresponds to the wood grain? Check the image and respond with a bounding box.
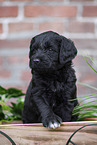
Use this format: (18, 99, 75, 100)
(0, 121, 97, 145)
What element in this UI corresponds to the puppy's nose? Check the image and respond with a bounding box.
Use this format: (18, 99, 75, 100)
(33, 58, 40, 62)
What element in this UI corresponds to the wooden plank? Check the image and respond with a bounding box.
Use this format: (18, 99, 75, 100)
(0, 121, 97, 145)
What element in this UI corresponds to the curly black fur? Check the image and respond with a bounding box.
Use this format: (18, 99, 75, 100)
(22, 31, 78, 129)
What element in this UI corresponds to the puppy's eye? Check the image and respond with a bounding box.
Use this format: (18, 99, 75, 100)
(49, 48, 52, 51)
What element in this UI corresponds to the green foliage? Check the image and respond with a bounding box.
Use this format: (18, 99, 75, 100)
(81, 54, 97, 73)
(72, 55, 97, 120)
(0, 86, 25, 124)
(0, 86, 25, 98)
(10, 98, 24, 120)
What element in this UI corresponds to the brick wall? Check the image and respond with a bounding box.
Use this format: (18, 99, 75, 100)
(0, 0, 97, 97)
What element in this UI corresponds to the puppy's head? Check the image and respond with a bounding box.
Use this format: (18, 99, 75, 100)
(29, 31, 77, 72)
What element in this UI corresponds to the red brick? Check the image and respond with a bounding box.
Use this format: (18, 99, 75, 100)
(8, 56, 20, 64)
(24, 5, 77, 17)
(0, 24, 3, 33)
(9, 22, 34, 33)
(74, 56, 97, 92)
(10, 0, 34, 2)
(0, 6, 18, 17)
(0, 70, 11, 78)
(83, 6, 97, 17)
(72, 39, 97, 50)
(0, 57, 3, 65)
(7, 56, 28, 64)
(0, 0, 4, 1)
(77, 83, 96, 98)
(39, 22, 64, 33)
(68, 21, 94, 33)
(70, 0, 94, 1)
(80, 73, 97, 82)
(0, 39, 30, 49)
(40, 0, 63, 1)
(21, 71, 31, 81)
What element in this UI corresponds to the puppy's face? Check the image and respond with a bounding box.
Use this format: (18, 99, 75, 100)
(29, 31, 77, 72)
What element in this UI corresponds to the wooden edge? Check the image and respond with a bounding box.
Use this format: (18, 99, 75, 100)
(0, 121, 97, 127)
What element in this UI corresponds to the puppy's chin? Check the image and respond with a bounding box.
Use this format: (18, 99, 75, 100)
(30, 62, 58, 73)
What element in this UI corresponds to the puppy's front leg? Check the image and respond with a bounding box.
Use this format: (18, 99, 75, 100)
(32, 90, 62, 129)
(62, 84, 78, 121)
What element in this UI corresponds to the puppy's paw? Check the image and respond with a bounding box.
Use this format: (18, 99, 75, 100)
(42, 114, 62, 129)
(48, 121, 60, 129)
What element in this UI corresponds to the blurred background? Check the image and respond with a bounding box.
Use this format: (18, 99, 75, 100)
(0, 0, 97, 98)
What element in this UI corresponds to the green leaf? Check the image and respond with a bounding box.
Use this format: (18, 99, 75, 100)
(77, 114, 97, 121)
(73, 101, 97, 112)
(0, 105, 5, 120)
(16, 97, 24, 103)
(81, 53, 97, 73)
(7, 88, 25, 98)
(0, 86, 7, 95)
(0, 86, 25, 98)
(70, 93, 97, 102)
(80, 97, 97, 104)
(86, 56, 97, 61)
(87, 56, 97, 67)
(0, 86, 25, 122)
(11, 102, 16, 107)
(10, 98, 24, 120)
(0, 101, 11, 111)
(73, 108, 97, 116)
(73, 53, 97, 120)
(78, 82, 97, 91)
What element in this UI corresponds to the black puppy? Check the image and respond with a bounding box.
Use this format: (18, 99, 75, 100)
(22, 31, 78, 129)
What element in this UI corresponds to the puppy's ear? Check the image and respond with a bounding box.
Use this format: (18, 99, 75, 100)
(59, 36, 77, 65)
